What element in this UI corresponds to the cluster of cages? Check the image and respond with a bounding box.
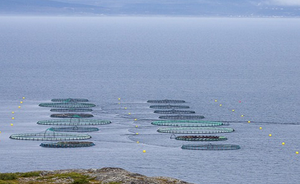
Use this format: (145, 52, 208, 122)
(9, 132, 92, 141)
(40, 141, 95, 148)
(182, 144, 241, 150)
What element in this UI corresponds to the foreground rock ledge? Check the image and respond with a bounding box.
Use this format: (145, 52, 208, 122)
(17, 167, 194, 184)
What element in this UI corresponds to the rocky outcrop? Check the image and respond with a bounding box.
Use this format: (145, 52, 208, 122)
(17, 167, 193, 184)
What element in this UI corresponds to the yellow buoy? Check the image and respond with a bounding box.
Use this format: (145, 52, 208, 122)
(232, 109, 235, 112)
(219, 104, 222, 107)
(215, 100, 217, 102)
(124, 107, 127, 110)
(12, 117, 15, 120)
(11, 123, 13, 126)
(137, 141, 139, 144)
(241, 115, 244, 117)
(282, 142, 285, 145)
(134, 119, 137, 121)
(128, 113, 131, 115)
(269, 134, 272, 137)
(18, 106, 21, 108)
(296, 151, 299, 154)
(136, 133, 139, 135)
(259, 127, 262, 130)
(12, 111, 14, 114)
(143, 150, 146, 153)
(118, 98, 121, 100)
(118, 103, 120, 104)
(135, 125, 138, 128)
(20, 101, 23, 104)
(22, 97, 25, 99)
(248, 121, 251, 123)
(0, 131, 1, 133)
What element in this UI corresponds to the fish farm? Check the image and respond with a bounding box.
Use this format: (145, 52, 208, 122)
(157, 127, 235, 134)
(37, 119, 111, 126)
(9, 132, 92, 141)
(154, 109, 195, 114)
(51, 98, 89, 102)
(152, 120, 224, 126)
(147, 99, 186, 103)
(50, 113, 93, 118)
(149, 105, 190, 109)
(48, 126, 99, 132)
(181, 144, 241, 150)
(50, 108, 93, 112)
(151, 121, 223, 127)
(175, 135, 228, 141)
(39, 102, 96, 108)
(159, 115, 205, 120)
(40, 141, 95, 148)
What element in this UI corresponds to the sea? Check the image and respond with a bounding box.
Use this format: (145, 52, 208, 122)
(0, 17, 300, 184)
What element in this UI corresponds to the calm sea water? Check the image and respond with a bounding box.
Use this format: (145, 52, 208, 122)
(0, 17, 300, 183)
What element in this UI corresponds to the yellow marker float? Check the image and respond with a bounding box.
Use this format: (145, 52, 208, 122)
(248, 121, 251, 123)
(11, 123, 13, 126)
(214, 100, 217, 102)
(12, 111, 14, 114)
(118, 98, 121, 100)
(269, 134, 272, 137)
(219, 104, 222, 107)
(134, 119, 137, 121)
(18, 106, 21, 108)
(20, 101, 23, 104)
(143, 150, 146, 153)
(232, 109, 235, 112)
(282, 142, 285, 145)
(296, 151, 299, 154)
(22, 97, 25, 99)
(124, 107, 127, 110)
(12, 117, 15, 120)
(259, 127, 262, 130)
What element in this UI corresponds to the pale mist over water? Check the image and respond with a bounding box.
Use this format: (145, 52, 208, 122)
(0, 17, 300, 183)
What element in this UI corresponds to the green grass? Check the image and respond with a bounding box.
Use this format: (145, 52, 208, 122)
(0, 173, 18, 180)
(19, 171, 42, 178)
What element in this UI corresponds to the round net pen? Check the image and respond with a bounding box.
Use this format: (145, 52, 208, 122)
(149, 105, 190, 109)
(175, 135, 227, 141)
(151, 120, 223, 127)
(157, 127, 234, 134)
(182, 144, 240, 150)
(50, 113, 93, 118)
(51, 98, 89, 102)
(50, 108, 93, 112)
(147, 99, 186, 103)
(40, 141, 95, 148)
(154, 109, 195, 114)
(48, 126, 99, 132)
(159, 115, 205, 120)
(37, 119, 111, 126)
(39, 103, 96, 108)
(9, 132, 92, 141)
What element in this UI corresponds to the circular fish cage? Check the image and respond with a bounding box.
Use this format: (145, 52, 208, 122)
(9, 132, 92, 141)
(37, 119, 111, 126)
(149, 105, 190, 109)
(40, 141, 95, 148)
(159, 115, 205, 120)
(157, 127, 234, 134)
(154, 109, 195, 114)
(51, 98, 89, 102)
(50, 108, 93, 112)
(175, 135, 227, 141)
(48, 126, 99, 132)
(181, 144, 240, 150)
(50, 113, 93, 118)
(39, 103, 96, 108)
(147, 99, 186, 103)
(151, 120, 223, 127)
